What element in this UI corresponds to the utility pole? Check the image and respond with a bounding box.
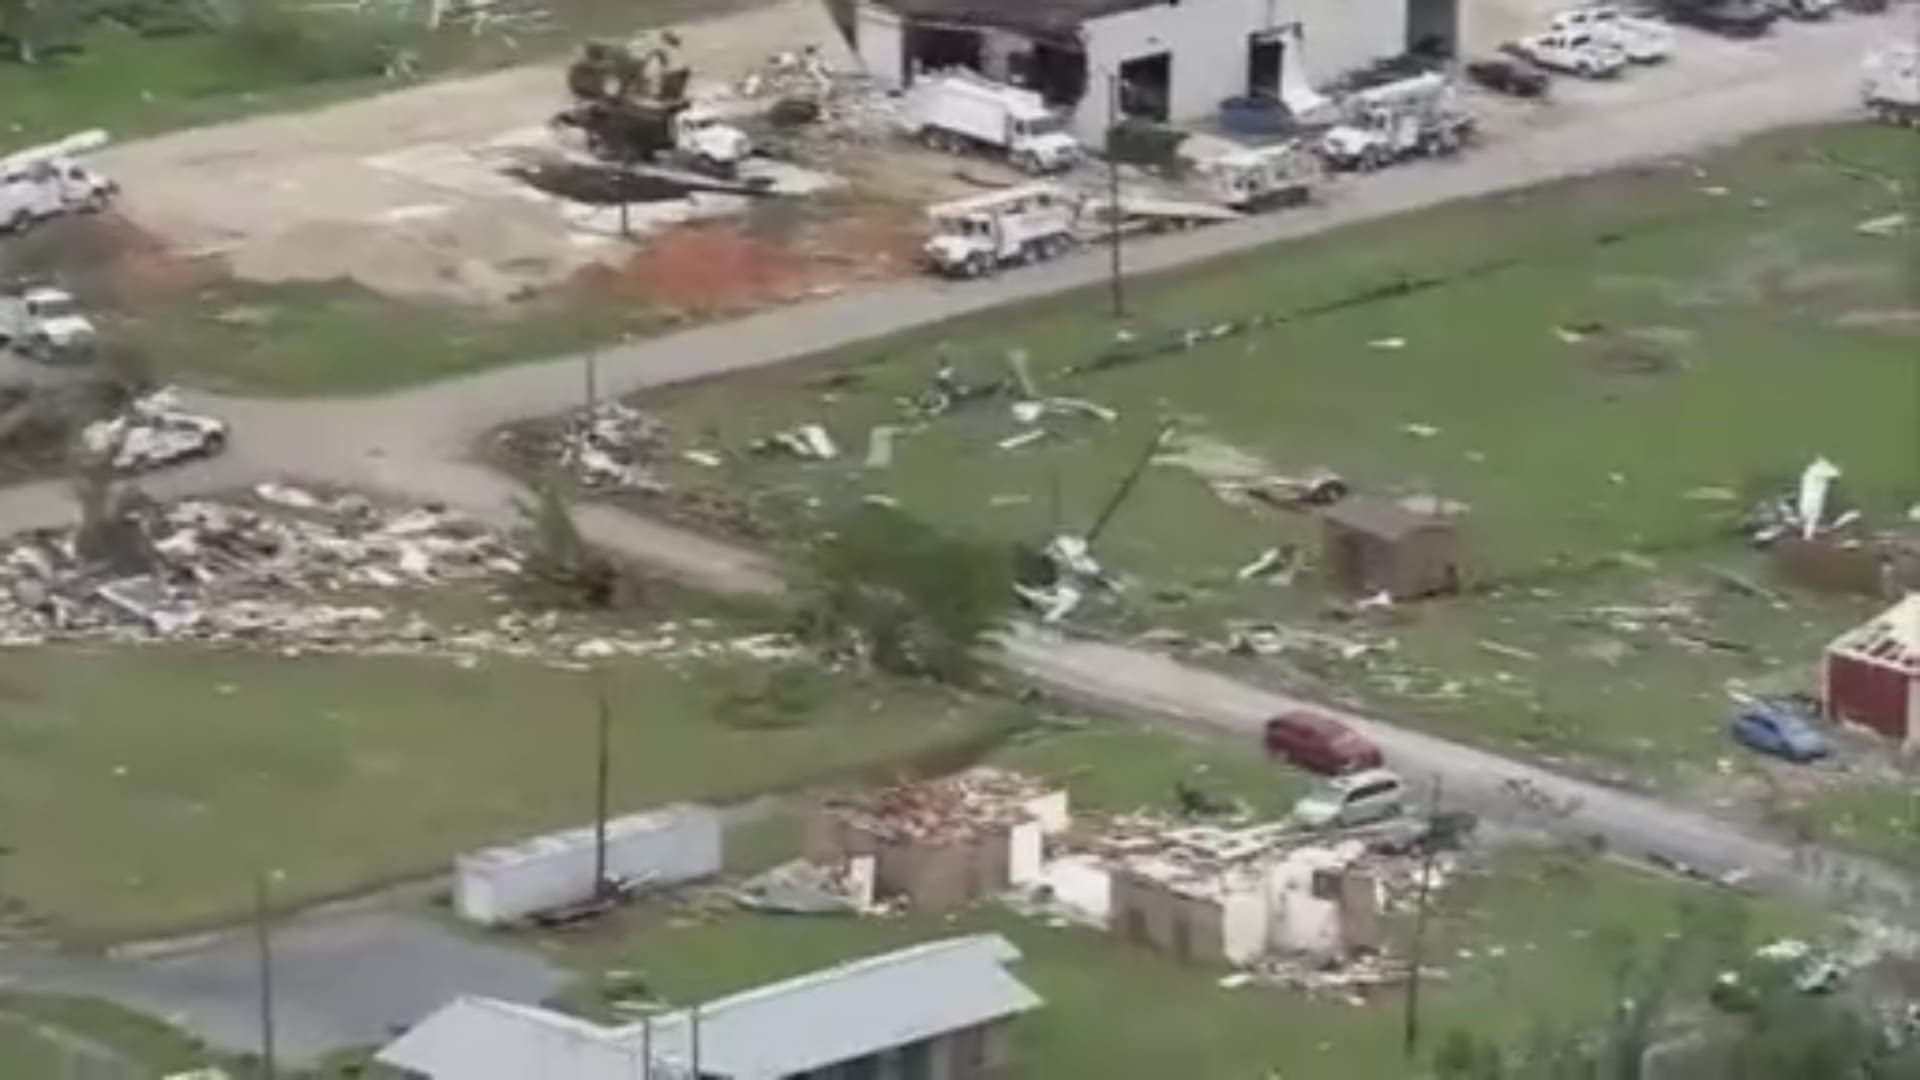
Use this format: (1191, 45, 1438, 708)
(1402, 778, 1443, 1060)
(593, 674, 613, 898)
(1105, 70, 1126, 320)
(255, 873, 278, 1080)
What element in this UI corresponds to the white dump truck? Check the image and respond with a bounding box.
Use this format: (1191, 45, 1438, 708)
(0, 286, 97, 358)
(923, 184, 1080, 278)
(1862, 44, 1920, 125)
(1318, 75, 1474, 171)
(901, 71, 1081, 174)
(0, 131, 119, 234)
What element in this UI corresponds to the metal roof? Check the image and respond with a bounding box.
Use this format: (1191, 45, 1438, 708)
(1829, 593, 1920, 675)
(868, 0, 1162, 40)
(1323, 496, 1442, 542)
(376, 934, 1039, 1080)
(647, 934, 1041, 1079)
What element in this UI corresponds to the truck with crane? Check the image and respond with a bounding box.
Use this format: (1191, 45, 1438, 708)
(1862, 43, 1920, 125)
(552, 38, 753, 178)
(1317, 74, 1474, 172)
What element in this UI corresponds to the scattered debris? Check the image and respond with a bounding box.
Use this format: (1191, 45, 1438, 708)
(556, 401, 667, 492)
(735, 856, 877, 915)
(864, 426, 899, 469)
(1368, 337, 1407, 350)
(1402, 423, 1441, 439)
(1855, 212, 1909, 237)
(1236, 546, 1301, 584)
(1478, 639, 1539, 662)
(754, 423, 839, 461)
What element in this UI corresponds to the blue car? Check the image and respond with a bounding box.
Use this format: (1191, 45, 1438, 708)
(1729, 701, 1831, 763)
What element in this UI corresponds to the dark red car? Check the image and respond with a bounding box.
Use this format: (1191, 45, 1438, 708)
(1263, 710, 1383, 776)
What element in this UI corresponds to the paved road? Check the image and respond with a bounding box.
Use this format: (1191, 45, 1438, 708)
(0, 908, 563, 1067)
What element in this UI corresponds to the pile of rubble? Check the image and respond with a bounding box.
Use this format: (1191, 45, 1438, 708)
(0, 485, 516, 649)
(733, 50, 903, 149)
(821, 767, 1065, 843)
(557, 401, 669, 492)
(0, 481, 814, 662)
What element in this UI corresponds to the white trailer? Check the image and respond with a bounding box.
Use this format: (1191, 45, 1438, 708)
(0, 130, 119, 233)
(1863, 44, 1920, 126)
(1182, 142, 1318, 211)
(901, 71, 1081, 174)
(923, 183, 1080, 278)
(454, 803, 723, 926)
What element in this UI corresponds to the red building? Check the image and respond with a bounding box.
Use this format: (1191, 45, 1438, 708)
(1824, 594, 1920, 750)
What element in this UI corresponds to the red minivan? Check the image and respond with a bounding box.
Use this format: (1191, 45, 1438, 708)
(1263, 709, 1383, 776)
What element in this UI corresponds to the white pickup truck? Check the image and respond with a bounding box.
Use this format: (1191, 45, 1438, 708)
(1549, 6, 1675, 63)
(1515, 30, 1630, 77)
(0, 286, 97, 358)
(1, 131, 119, 233)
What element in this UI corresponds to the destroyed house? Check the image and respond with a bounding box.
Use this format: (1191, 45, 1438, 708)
(1321, 495, 1463, 600)
(1824, 593, 1920, 750)
(377, 934, 1041, 1080)
(805, 768, 1069, 909)
(847, 0, 1458, 141)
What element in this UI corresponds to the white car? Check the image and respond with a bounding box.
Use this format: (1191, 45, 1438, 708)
(1516, 31, 1629, 78)
(83, 388, 230, 473)
(1292, 768, 1407, 829)
(1549, 7, 1675, 63)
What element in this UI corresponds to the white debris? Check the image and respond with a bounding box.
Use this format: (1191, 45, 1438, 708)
(1402, 423, 1440, 439)
(1856, 213, 1909, 237)
(254, 482, 322, 510)
(865, 426, 898, 469)
(555, 401, 668, 493)
(683, 449, 724, 468)
(1796, 457, 1841, 541)
(1368, 337, 1407, 350)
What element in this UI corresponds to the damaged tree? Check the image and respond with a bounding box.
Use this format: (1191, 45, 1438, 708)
(514, 474, 617, 608)
(800, 503, 1009, 682)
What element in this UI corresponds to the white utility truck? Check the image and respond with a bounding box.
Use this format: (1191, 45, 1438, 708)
(0, 286, 97, 358)
(1318, 75, 1474, 171)
(1863, 44, 1920, 125)
(1184, 142, 1319, 211)
(923, 184, 1079, 278)
(0, 131, 119, 233)
(901, 72, 1081, 174)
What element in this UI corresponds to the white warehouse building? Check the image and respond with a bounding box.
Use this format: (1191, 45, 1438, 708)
(847, 0, 1458, 142)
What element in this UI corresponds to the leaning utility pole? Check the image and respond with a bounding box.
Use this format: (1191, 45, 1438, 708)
(254, 874, 278, 1080)
(592, 674, 613, 898)
(1402, 778, 1444, 1060)
(1105, 71, 1126, 319)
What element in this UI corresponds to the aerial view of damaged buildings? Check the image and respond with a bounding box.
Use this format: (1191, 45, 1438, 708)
(2, 0, 1918, 1076)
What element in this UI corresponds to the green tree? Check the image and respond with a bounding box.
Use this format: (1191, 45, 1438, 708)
(513, 474, 616, 608)
(800, 504, 1010, 682)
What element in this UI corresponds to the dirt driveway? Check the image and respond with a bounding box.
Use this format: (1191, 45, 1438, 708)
(96, 0, 854, 305)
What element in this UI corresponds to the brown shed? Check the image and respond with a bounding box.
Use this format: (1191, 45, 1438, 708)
(1322, 496, 1463, 600)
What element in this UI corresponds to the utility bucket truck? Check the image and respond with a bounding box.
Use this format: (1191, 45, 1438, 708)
(0, 130, 119, 233)
(923, 184, 1079, 278)
(1318, 75, 1473, 171)
(1184, 142, 1318, 211)
(901, 71, 1082, 174)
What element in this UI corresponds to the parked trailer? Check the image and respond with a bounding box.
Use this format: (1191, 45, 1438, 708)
(1182, 142, 1319, 212)
(901, 71, 1081, 174)
(453, 803, 723, 926)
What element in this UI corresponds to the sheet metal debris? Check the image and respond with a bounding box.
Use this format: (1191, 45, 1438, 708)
(81, 387, 228, 474)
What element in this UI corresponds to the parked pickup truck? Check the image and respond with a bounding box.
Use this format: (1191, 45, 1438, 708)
(1549, 6, 1675, 63)
(1513, 30, 1629, 78)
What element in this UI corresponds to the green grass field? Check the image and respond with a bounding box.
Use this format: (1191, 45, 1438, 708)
(632, 123, 1920, 781)
(0, 642, 1017, 940)
(0, 994, 211, 1078)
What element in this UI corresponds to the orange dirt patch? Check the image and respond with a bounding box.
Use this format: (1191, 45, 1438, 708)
(579, 205, 922, 314)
